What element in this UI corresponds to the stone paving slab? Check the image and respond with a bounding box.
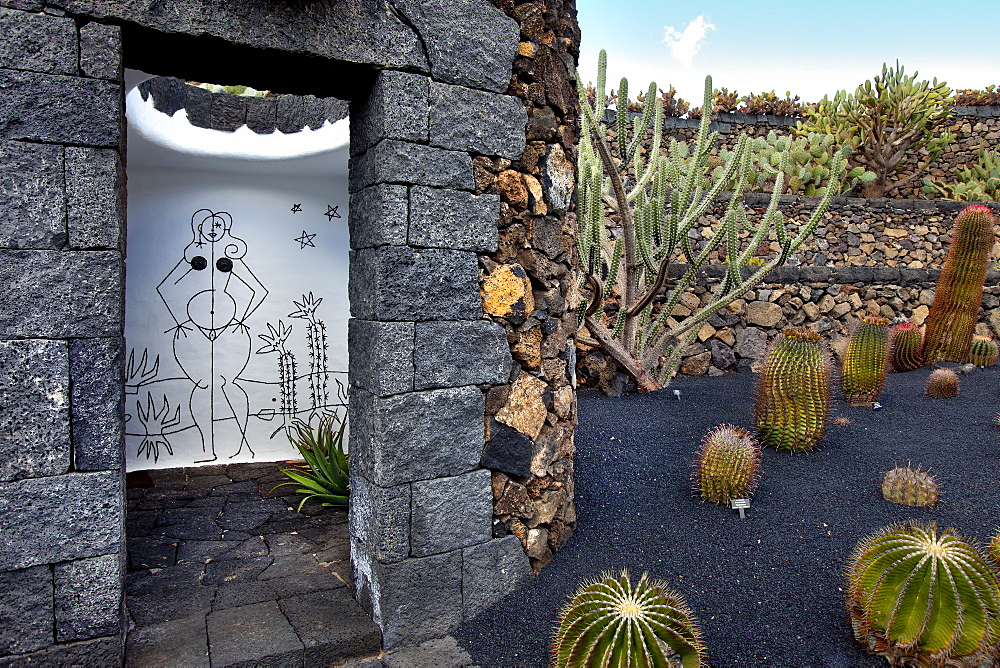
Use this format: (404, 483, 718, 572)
(125, 463, 380, 667)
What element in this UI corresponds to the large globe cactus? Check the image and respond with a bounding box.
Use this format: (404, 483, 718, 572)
(888, 322, 924, 372)
(968, 334, 999, 367)
(756, 328, 831, 452)
(842, 313, 890, 404)
(692, 425, 761, 504)
(847, 521, 1000, 666)
(922, 204, 997, 364)
(553, 570, 706, 667)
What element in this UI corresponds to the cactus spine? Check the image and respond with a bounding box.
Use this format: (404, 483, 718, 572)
(968, 334, 999, 367)
(926, 368, 960, 398)
(922, 204, 997, 364)
(846, 521, 1000, 666)
(841, 313, 890, 403)
(755, 328, 831, 452)
(881, 465, 940, 507)
(888, 322, 924, 372)
(692, 425, 760, 504)
(552, 570, 706, 667)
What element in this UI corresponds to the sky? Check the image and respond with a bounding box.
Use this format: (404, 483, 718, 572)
(576, 1, 1000, 109)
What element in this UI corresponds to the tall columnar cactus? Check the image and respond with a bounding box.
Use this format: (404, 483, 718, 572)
(846, 521, 1000, 666)
(922, 204, 997, 364)
(577, 50, 846, 392)
(888, 322, 924, 372)
(841, 313, 890, 404)
(926, 368, 960, 398)
(968, 334, 999, 367)
(881, 465, 940, 507)
(692, 425, 761, 504)
(553, 570, 706, 667)
(755, 328, 831, 452)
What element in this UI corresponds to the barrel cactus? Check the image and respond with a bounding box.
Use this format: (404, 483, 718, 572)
(968, 334, 999, 367)
(991, 529, 1000, 569)
(926, 368, 960, 398)
(922, 204, 997, 364)
(842, 313, 890, 404)
(755, 328, 831, 452)
(552, 570, 707, 667)
(692, 425, 761, 504)
(846, 521, 1000, 666)
(888, 322, 924, 372)
(881, 465, 940, 507)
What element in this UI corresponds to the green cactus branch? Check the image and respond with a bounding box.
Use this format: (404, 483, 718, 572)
(578, 50, 847, 392)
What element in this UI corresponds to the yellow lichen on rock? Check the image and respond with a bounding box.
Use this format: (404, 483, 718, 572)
(481, 264, 534, 319)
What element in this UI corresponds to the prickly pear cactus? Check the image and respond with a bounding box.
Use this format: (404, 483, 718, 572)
(968, 334, 999, 367)
(552, 570, 706, 667)
(755, 328, 831, 452)
(692, 425, 760, 504)
(926, 368, 960, 398)
(888, 322, 924, 372)
(881, 465, 940, 507)
(841, 313, 890, 403)
(847, 521, 1000, 667)
(922, 204, 997, 364)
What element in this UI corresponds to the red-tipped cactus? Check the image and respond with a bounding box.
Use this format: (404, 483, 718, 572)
(692, 425, 761, 504)
(841, 313, 890, 404)
(881, 465, 940, 507)
(926, 368, 960, 398)
(922, 204, 997, 364)
(888, 322, 924, 372)
(968, 334, 999, 367)
(756, 328, 831, 452)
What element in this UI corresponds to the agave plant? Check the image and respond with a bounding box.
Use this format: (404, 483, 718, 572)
(847, 521, 1000, 666)
(272, 412, 349, 510)
(552, 570, 706, 667)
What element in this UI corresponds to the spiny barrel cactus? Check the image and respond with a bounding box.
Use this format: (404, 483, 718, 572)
(846, 521, 1000, 666)
(881, 465, 940, 507)
(552, 570, 706, 667)
(968, 334, 999, 367)
(888, 322, 924, 372)
(692, 425, 760, 504)
(990, 529, 1000, 569)
(755, 328, 831, 452)
(926, 368, 960, 398)
(922, 204, 997, 364)
(842, 313, 890, 404)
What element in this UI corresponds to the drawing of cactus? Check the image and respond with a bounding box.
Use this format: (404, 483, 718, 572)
(135, 393, 181, 462)
(289, 292, 329, 411)
(124, 348, 160, 395)
(257, 320, 297, 435)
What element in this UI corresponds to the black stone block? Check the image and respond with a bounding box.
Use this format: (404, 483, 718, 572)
(481, 420, 533, 478)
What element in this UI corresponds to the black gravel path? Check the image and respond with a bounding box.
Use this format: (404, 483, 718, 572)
(456, 365, 1000, 667)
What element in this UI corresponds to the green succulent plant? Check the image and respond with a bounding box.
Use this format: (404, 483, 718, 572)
(552, 570, 706, 667)
(842, 313, 890, 404)
(692, 425, 760, 504)
(881, 465, 940, 507)
(755, 328, 831, 452)
(888, 322, 924, 372)
(271, 412, 349, 510)
(926, 368, 960, 398)
(922, 205, 997, 364)
(847, 521, 1000, 666)
(968, 335, 999, 367)
(923, 149, 1000, 202)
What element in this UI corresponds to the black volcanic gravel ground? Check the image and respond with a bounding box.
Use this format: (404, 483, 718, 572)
(455, 365, 1000, 667)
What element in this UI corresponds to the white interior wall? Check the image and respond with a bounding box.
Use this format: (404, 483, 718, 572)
(124, 79, 351, 470)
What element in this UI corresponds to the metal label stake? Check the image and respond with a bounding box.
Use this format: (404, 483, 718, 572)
(731, 498, 750, 519)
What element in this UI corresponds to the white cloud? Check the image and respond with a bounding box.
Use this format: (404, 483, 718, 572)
(662, 15, 715, 67)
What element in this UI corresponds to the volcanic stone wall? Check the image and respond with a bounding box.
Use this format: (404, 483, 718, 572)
(0, 5, 127, 665)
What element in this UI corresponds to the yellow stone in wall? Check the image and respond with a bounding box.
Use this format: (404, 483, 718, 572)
(496, 372, 549, 440)
(481, 264, 535, 319)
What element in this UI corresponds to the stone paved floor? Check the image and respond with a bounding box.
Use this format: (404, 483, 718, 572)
(124, 462, 382, 667)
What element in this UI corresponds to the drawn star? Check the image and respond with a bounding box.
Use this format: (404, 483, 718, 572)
(324, 204, 341, 221)
(294, 230, 316, 249)
(290, 203, 303, 213)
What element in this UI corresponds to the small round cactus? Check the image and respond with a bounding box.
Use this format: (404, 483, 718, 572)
(847, 521, 1000, 666)
(968, 334, 999, 367)
(881, 464, 940, 507)
(692, 425, 761, 504)
(842, 313, 890, 403)
(552, 570, 706, 667)
(990, 529, 1000, 569)
(755, 328, 832, 452)
(888, 322, 924, 372)
(832, 416, 851, 427)
(926, 368, 960, 398)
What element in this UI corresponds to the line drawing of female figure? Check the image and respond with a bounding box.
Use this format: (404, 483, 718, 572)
(156, 210, 268, 462)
